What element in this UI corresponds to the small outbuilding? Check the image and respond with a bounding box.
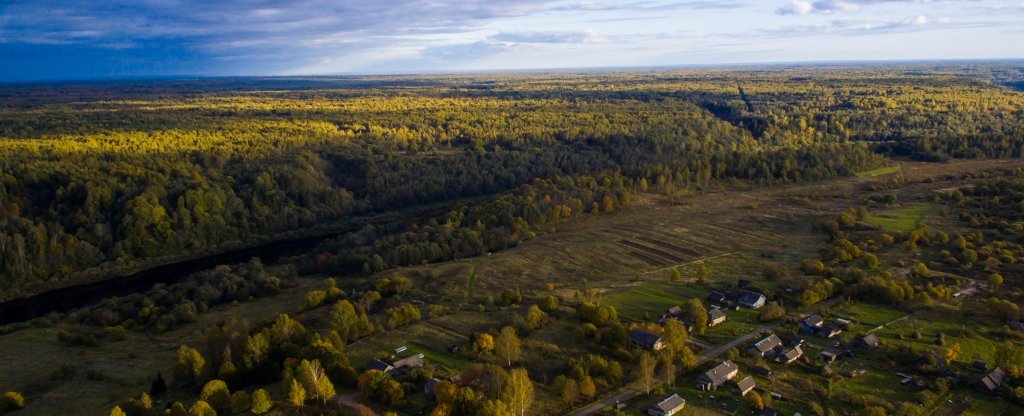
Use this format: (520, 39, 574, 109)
(857, 333, 880, 349)
(819, 324, 843, 339)
(778, 346, 803, 364)
(735, 376, 756, 397)
(708, 308, 727, 326)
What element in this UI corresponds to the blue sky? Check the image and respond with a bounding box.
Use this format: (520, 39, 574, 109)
(1, 0, 1022, 81)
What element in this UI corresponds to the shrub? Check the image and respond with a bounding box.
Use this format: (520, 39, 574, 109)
(1, 391, 26, 411)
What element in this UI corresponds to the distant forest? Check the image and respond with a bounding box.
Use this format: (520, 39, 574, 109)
(1, 67, 1022, 299)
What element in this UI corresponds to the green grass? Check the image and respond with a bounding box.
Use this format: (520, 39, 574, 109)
(828, 302, 908, 335)
(700, 308, 760, 345)
(874, 314, 1000, 363)
(865, 204, 938, 233)
(856, 165, 901, 177)
(402, 342, 473, 372)
(835, 365, 919, 405)
(962, 390, 1018, 415)
(602, 282, 710, 321)
(831, 302, 906, 327)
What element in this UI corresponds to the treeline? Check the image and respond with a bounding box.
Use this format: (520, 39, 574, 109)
(303, 173, 635, 276)
(7, 68, 1020, 297)
(66, 259, 291, 332)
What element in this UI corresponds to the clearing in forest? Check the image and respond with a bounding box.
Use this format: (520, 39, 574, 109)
(864, 204, 938, 233)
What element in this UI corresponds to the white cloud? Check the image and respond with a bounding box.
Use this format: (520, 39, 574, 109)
(777, 1, 815, 15)
(488, 30, 606, 44)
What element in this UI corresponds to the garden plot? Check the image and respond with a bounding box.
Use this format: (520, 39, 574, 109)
(618, 239, 687, 263)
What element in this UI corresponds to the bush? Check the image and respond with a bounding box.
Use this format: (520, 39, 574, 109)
(1, 391, 25, 411)
(251, 389, 273, 415)
(304, 290, 328, 310)
(199, 379, 230, 410)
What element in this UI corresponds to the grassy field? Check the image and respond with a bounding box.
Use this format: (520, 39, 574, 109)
(856, 165, 902, 178)
(602, 282, 710, 321)
(873, 310, 1000, 363)
(700, 308, 761, 346)
(828, 301, 908, 335)
(865, 204, 939, 233)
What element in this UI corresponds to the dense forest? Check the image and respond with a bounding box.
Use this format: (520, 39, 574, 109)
(2, 66, 1023, 300)
(4, 65, 1024, 416)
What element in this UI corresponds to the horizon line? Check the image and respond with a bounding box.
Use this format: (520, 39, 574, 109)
(2, 57, 1023, 86)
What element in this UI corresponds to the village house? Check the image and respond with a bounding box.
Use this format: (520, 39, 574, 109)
(647, 394, 686, 416)
(737, 290, 766, 309)
(751, 366, 774, 378)
(393, 353, 425, 369)
(697, 360, 739, 391)
(789, 336, 805, 347)
(819, 324, 843, 338)
(750, 334, 783, 358)
(735, 376, 756, 397)
(707, 291, 728, 306)
(659, 306, 685, 325)
(778, 345, 803, 364)
(978, 368, 1006, 393)
(424, 378, 440, 398)
(856, 333, 880, 349)
(799, 315, 824, 333)
(366, 358, 396, 375)
(819, 349, 840, 363)
(708, 308, 727, 326)
(630, 328, 666, 351)
(972, 360, 988, 371)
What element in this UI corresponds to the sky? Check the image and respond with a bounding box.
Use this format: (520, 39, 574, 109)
(1, 0, 1022, 82)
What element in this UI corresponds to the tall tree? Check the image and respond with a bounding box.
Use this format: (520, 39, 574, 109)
(560, 378, 578, 406)
(286, 378, 306, 410)
(501, 368, 534, 416)
(495, 327, 521, 367)
(636, 352, 657, 395)
(661, 318, 689, 358)
(579, 376, 596, 401)
(660, 353, 676, 387)
(297, 359, 336, 404)
(688, 298, 708, 335)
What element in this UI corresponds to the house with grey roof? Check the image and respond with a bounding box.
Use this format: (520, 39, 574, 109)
(737, 291, 766, 309)
(778, 345, 803, 364)
(735, 376, 756, 397)
(646, 394, 686, 416)
(708, 308, 727, 327)
(630, 329, 665, 351)
(978, 368, 1006, 393)
(697, 360, 739, 391)
(799, 315, 824, 333)
(750, 334, 783, 358)
(857, 333, 880, 349)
